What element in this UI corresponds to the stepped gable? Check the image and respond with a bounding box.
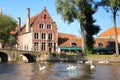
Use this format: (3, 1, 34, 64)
(98, 27, 120, 37)
(20, 7, 57, 34)
(58, 33, 82, 47)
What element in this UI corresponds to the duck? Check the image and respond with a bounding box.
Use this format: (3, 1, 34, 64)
(39, 66, 46, 71)
(66, 64, 77, 70)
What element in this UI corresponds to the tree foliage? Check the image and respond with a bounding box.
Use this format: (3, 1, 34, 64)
(97, 0, 120, 55)
(56, 0, 100, 54)
(83, 3, 101, 54)
(0, 14, 17, 44)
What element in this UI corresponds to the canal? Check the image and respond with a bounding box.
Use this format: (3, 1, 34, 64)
(0, 61, 120, 80)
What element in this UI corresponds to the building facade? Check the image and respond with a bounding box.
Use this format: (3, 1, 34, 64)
(12, 7, 119, 54)
(17, 7, 58, 53)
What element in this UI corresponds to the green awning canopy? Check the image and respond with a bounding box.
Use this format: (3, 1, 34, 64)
(59, 47, 115, 51)
(59, 46, 82, 50)
(94, 47, 115, 51)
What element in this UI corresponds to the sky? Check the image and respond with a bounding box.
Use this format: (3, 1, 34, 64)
(0, 0, 120, 37)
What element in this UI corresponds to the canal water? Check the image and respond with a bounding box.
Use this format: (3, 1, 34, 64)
(0, 61, 120, 80)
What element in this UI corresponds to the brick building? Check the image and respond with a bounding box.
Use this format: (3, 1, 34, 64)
(98, 27, 120, 43)
(11, 7, 119, 54)
(17, 7, 58, 53)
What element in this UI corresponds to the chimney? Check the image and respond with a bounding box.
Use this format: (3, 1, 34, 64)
(26, 8, 30, 32)
(0, 8, 2, 15)
(17, 17, 21, 33)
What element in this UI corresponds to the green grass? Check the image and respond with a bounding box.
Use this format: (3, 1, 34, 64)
(86, 54, 112, 58)
(66, 53, 78, 56)
(86, 54, 120, 62)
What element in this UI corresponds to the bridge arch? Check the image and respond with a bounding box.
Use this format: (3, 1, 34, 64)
(21, 53, 36, 62)
(0, 52, 8, 62)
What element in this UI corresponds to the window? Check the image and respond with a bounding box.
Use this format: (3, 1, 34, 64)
(41, 42, 46, 51)
(48, 33, 52, 40)
(98, 43, 103, 47)
(34, 42, 39, 51)
(34, 33, 38, 39)
(71, 43, 77, 47)
(47, 24, 52, 29)
(44, 14, 46, 19)
(54, 43, 56, 51)
(48, 43, 52, 47)
(42, 33, 46, 39)
(39, 24, 44, 29)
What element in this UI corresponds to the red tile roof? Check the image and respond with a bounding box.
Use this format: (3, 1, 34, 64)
(94, 38, 115, 47)
(58, 33, 78, 39)
(58, 32, 115, 48)
(10, 31, 16, 35)
(58, 33, 82, 47)
(98, 27, 120, 37)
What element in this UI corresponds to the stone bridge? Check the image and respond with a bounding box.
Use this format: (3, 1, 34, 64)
(0, 49, 39, 62)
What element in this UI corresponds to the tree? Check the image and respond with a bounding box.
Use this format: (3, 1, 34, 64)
(97, 0, 120, 56)
(0, 14, 17, 46)
(55, 0, 99, 55)
(83, 4, 100, 54)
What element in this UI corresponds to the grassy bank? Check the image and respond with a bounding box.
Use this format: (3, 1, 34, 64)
(86, 54, 120, 62)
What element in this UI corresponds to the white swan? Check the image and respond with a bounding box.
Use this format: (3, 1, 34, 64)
(77, 60, 83, 63)
(39, 66, 46, 71)
(66, 64, 77, 70)
(85, 60, 92, 64)
(98, 60, 109, 64)
(90, 61, 95, 69)
(98, 60, 104, 64)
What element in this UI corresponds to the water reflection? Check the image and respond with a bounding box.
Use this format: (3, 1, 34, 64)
(0, 62, 120, 80)
(91, 63, 120, 80)
(49, 62, 83, 80)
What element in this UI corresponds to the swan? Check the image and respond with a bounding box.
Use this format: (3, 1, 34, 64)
(98, 60, 109, 64)
(98, 60, 104, 64)
(90, 61, 95, 69)
(77, 60, 83, 63)
(85, 60, 92, 64)
(39, 66, 46, 71)
(105, 60, 109, 64)
(66, 64, 77, 70)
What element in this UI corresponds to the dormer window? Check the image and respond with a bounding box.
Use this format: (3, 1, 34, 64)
(39, 24, 44, 29)
(71, 43, 77, 47)
(47, 24, 52, 29)
(98, 43, 103, 47)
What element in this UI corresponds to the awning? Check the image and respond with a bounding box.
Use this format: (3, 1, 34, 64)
(59, 47, 115, 51)
(59, 46, 82, 50)
(93, 47, 115, 51)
